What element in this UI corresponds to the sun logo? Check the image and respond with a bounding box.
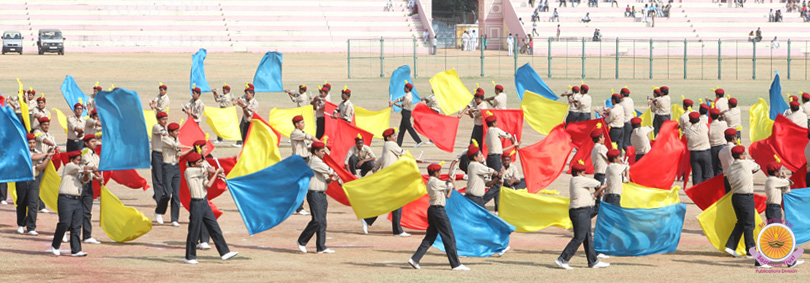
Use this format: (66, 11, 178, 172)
(757, 223, 796, 262)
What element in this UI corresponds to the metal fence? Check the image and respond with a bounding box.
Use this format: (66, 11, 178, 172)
(347, 36, 810, 80)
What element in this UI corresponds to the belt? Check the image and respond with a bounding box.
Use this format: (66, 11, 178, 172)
(308, 190, 326, 194)
(191, 197, 207, 202)
(487, 153, 502, 156)
(59, 194, 81, 200)
(429, 205, 445, 208)
(734, 193, 754, 196)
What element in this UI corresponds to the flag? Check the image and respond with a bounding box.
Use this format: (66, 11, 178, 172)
(38, 161, 61, 212)
(323, 115, 373, 165)
(515, 63, 558, 100)
(521, 91, 568, 136)
(784, 188, 810, 245)
(321, 153, 354, 206)
(143, 110, 158, 139)
(595, 202, 686, 256)
(51, 108, 69, 134)
(354, 106, 391, 139)
(227, 156, 313, 235)
(227, 118, 282, 179)
(395, 194, 431, 230)
(99, 186, 152, 242)
(110, 170, 150, 191)
(684, 173, 768, 213)
(190, 48, 212, 95)
(17, 79, 31, 132)
(566, 119, 612, 173)
(639, 108, 655, 140)
(696, 193, 764, 256)
(96, 89, 150, 170)
(750, 98, 774, 143)
(791, 165, 806, 189)
(672, 104, 685, 123)
(179, 156, 234, 218)
(518, 124, 573, 192)
(60, 75, 90, 114)
(621, 182, 681, 209)
(432, 192, 515, 257)
(267, 106, 316, 138)
(428, 69, 473, 116)
(0, 105, 33, 182)
(342, 153, 425, 219)
(203, 106, 242, 141)
(412, 103, 460, 153)
(769, 71, 788, 120)
(749, 115, 808, 172)
(481, 109, 523, 157)
(389, 65, 421, 112)
(629, 121, 685, 189)
(499, 188, 572, 232)
(252, 51, 283, 92)
(178, 116, 215, 156)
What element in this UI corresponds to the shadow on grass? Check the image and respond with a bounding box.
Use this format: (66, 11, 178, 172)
(671, 258, 750, 268)
(0, 247, 53, 256)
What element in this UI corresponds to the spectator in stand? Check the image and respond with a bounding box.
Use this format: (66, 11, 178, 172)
(385, 0, 393, 11)
(529, 36, 534, 55)
(592, 28, 602, 42)
(559, 0, 567, 8)
(582, 12, 591, 23)
(625, 5, 632, 17)
(755, 28, 763, 42)
(664, 4, 671, 18)
(542, 0, 549, 12)
(423, 31, 429, 43)
(529, 0, 535, 8)
(771, 37, 780, 49)
(748, 31, 754, 42)
(557, 24, 561, 40)
(532, 20, 540, 36)
(551, 8, 560, 22)
(769, 9, 776, 22)
(775, 9, 783, 22)
(519, 17, 525, 26)
(431, 35, 437, 55)
(643, 4, 649, 22)
(612, 0, 619, 8)
(631, 6, 637, 17)
(507, 33, 514, 56)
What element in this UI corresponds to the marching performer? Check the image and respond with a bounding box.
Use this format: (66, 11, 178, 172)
(160, 122, 192, 227)
(17, 133, 53, 235)
(333, 87, 355, 123)
(555, 162, 609, 270)
(50, 150, 89, 257)
(66, 103, 86, 152)
(212, 83, 234, 143)
(79, 135, 102, 244)
(150, 83, 170, 114)
(235, 84, 258, 147)
(183, 87, 205, 125)
(297, 142, 338, 254)
(286, 84, 309, 107)
(152, 112, 169, 223)
(604, 149, 628, 206)
(390, 82, 423, 147)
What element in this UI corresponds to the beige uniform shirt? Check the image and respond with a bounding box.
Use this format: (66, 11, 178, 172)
(724, 108, 742, 129)
(765, 176, 791, 204)
(185, 166, 209, 199)
(85, 117, 101, 137)
(678, 110, 694, 129)
(400, 92, 415, 111)
(335, 100, 355, 122)
(605, 163, 629, 195)
(578, 94, 593, 114)
(727, 159, 760, 194)
(785, 110, 808, 128)
(591, 143, 608, 174)
(344, 145, 376, 165)
(484, 127, 511, 155)
(151, 124, 166, 152)
(162, 136, 181, 164)
(489, 93, 507, 110)
(151, 94, 170, 114)
(80, 148, 100, 169)
(34, 130, 55, 153)
(806, 142, 810, 172)
(653, 96, 671, 115)
(423, 95, 441, 113)
(708, 120, 728, 147)
(58, 163, 86, 196)
(803, 102, 810, 117)
(607, 106, 625, 128)
(466, 162, 494, 197)
(30, 148, 45, 177)
(184, 99, 205, 124)
(631, 126, 654, 154)
(30, 107, 49, 130)
(240, 97, 258, 122)
(469, 101, 487, 126)
(718, 142, 736, 173)
(291, 92, 308, 107)
(568, 93, 582, 113)
(215, 92, 234, 108)
(684, 122, 710, 151)
(308, 156, 334, 192)
(290, 129, 313, 158)
(8, 95, 20, 113)
(620, 97, 635, 123)
(85, 96, 96, 112)
(67, 115, 86, 141)
(569, 175, 601, 209)
(714, 97, 729, 113)
(427, 176, 454, 206)
(502, 165, 522, 182)
(314, 94, 330, 119)
(375, 141, 404, 170)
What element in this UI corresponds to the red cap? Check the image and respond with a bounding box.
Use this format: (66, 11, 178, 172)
(630, 117, 642, 125)
(653, 89, 662, 95)
(660, 86, 669, 91)
(311, 141, 325, 149)
(502, 150, 515, 158)
(699, 104, 710, 110)
(342, 88, 351, 95)
(590, 129, 602, 139)
(767, 162, 781, 172)
(571, 86, 580, 92)
(580, 84, 589, 92)
(292, 115, 304, 123)
(404, 83, 413, 89)
(710, 108, 720, 116)
(466, 144, 480, 158)
(485, 115, 496, 123)
(572, 163, 587, 172)
(159, 84, 167, 90)
(715, 89, 724, 96)
(382, 128, 395, 138)
(192, 87, 201, 93)
(74, 103, 84, 109)
(28, 90, 36, 95)
(38, 117, 50, 123)
(475, 88, 485, 96)
(731, 145, 745, 155)
(790, 101, 800, 108)
(36, 96, 46, 102)
(223, 85, 231, 91)
(26, 133, 36, 140)
(90, 109, 97, 116)
(728, 98, 738, 104)
(607, 149, 621, 160)
(804, 92, 810, 100)
(724, 128, 737, 136)
(683, 99, 693, 106)
(156, 112, 168, 119)
(186, 152, 202, 163)
(495, 85, 504, 91)
(427, 163, 442, 172)
(167, 122, 180, 131)
(354, 135, 364, 141)
(83, 134, 95, 142)
(620, 88, 630, 95)
(323, 83, 331, 91)
(299, 85, 307, 90)
(791, 95, 799, 103)
(688, 112, 700, 120)
(245, 83, 255, 91)
(67, 150, 82, 158)
(93, 86, 103, 90)
(193, 140, 206, 147)
(611, 93, 622, 99)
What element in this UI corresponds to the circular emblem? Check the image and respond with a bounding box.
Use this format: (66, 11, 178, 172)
(756, 223, 796, 262)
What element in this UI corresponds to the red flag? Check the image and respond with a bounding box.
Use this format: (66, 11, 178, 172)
(750, 115, 808, 172)
(791, 164, 807, 189)
(323, 114, 373, 166)
(110, 170, 149, 191)
(389, 174, 461, 230)
(178, 115, 215, 156)
(629, 121, 685, 189)
(178, 156, 236, 219)
(519, 123, 573, 193)
(481, 109, 524, 160)
(0, 95, 5, 106)
(412, 103, 460, 153)
(322, 153, 354, 206)
(242, 113, 281, 147)
(684, 173, 767, 213)
(52, 152, 64, 171)
(626, 146, 637, 165)
(677, 135, 691, 188)
(565, 118, 612, 174)
(749, 140, 780, 177)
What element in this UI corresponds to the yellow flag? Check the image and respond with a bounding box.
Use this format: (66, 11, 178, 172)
(143, 110, 158, 139)
(671, 105, 685, 124)
(639, 108, 655, 140)
(342, 153, 426, 219)
(499, 188, 572, 232)
(749, 98, 774, 143)
(18, 94, 31, 132)
(428, 69, 474, 115)
(39, 161, 61, 212)
(9, 183, 15, 206)
(100, 186, 153, 242)
(520, 91, 569, 135)
(267, 106, 316, 138)
(227, 119, 281, 179)
(355, 106, 391, 139)
(203, 106, 242, 141)
(621, 182, 681, 209)
(696, 193, 763, 256)
(51, 108, 69, 134)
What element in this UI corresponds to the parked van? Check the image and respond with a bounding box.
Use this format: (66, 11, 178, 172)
(2, 31, 23, 55)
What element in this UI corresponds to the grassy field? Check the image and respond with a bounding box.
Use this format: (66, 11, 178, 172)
(0, 52, 805, 282)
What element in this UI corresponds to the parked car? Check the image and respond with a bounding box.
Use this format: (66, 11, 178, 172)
(37, 29, 64, 55)
(2, 30, 23, 55)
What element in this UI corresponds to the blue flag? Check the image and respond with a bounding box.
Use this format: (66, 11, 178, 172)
(783, 187, 810, 246)
(190, 48, 212, 95)
(389, 65, 421, 113)
(60, 75, 90, 114)
(226, 156, 313, 235)
(432, 192, 515, 257)
(769, 71, 788, 120)
(0, 105, 33, 182)
(95, 88, 150, 171)
(595, 202, 686, 256)
(252, 51, 283, 92)
(515, 63, 558, 101)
